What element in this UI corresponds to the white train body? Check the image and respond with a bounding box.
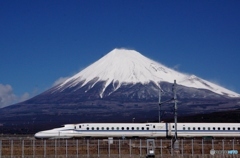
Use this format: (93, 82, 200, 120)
(34, 122, 240, 139)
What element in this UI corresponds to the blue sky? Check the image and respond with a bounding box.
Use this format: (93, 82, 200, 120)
(0, 0, 240, 107)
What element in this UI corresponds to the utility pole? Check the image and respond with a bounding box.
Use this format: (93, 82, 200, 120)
(173, 80, 177, 140)
(158, 89, 161, 123)
(158, 80, 179, 154)
(172, 80, 179, 154)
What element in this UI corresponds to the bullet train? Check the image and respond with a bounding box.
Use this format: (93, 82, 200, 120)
(34, 122, 240, 139)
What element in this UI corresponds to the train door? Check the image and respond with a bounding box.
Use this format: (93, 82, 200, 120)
(152, 124, 157, 136)
(147, 124, 155, 137)
(150, 124, 157, 137)
(146, 124, 153, 137)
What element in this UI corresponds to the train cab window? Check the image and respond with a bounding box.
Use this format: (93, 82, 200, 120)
(87, 127, 89, 130)
(127, 127, 129, 130)
(92, 127, 94, 130)
(188, 127, 190, 130)
(142, 127, 144, 130)
(132, 127, 134, 130)
(198, 127, 200, 130)
(233, 127, 235, 130)
(183, 127, 185, 130)
(102, 127, 104, 130)
(122, 127, 124, 130)
(213, 127, 215, 130)
(223, 128, 225, 130)
(111, 127, 114, 130)
(147, 127, 149, 130)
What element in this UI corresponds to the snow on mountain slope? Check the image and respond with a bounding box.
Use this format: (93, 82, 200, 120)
(57, 48, 240, 98)
(179, 75, 239, 97)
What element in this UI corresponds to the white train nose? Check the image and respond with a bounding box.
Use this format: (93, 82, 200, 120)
(34, 130, 60, 139)
(34, 132, 43, 139)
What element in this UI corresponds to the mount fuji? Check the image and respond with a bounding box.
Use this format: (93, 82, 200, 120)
(1, 48, 240, 134)
(53, 48, 239, 98)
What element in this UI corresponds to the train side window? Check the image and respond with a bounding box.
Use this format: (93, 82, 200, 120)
(147, 127, 149, 130)
(203, 127, 205, 130)
(122, 127, 124, 130)
(79, 125, 81, 128)
(208, 127, 210, 130)
(107, 127, 109, 130)
(183, 127, 185, 130)
(228, 127, 230, 130)
(132, 127, 134, 130)
(117, 127, 119, 130)
(111, 127, 114, 130)
(233, 127, 235, 130)
(223, 127, 225, 130)
(102, 127, 104, 130)
(218, 127, 220, 130)
(193, 127, 195, 130)
(97, 127, 99, 130)
(238, 127, 240, 130)
(92, 127, 94, 130)
(137, 127, 139, 130)
(127, 127, 129, 130)
(87, 127, 89, 130)
(142, 127, 144, 130)
(213, 127, 215, 130)
(172, 126, 174, 129)
(153, 125, 155, 128)
(188, 127, 190, 130)
(198, 127, 200, 130)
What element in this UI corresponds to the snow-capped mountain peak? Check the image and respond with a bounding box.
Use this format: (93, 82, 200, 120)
(57, 48, 240, 98)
